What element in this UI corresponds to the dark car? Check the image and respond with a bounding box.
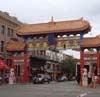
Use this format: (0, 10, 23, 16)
(32, 74, 51, 84)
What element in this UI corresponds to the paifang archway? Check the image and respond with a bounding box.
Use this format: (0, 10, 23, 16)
(10, 18, 91, 84)
(80, 36, 100, 85)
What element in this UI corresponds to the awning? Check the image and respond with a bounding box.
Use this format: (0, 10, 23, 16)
(0, 60, 8, 70)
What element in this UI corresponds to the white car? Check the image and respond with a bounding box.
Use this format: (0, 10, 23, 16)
(32, 74, 51, 84)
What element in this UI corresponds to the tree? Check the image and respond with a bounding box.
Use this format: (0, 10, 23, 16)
(58, 57, 77, 80)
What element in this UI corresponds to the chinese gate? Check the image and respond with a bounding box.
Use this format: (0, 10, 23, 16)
(9, 18, 91, 85)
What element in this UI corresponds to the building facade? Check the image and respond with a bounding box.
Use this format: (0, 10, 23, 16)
(0, 11, 22, 59)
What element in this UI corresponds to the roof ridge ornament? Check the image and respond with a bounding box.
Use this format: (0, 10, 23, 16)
(51, 16, 54, 22)
(80, 17, 83, 21)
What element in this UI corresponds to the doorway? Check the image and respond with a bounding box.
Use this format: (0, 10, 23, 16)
(15, 65, 22, 83)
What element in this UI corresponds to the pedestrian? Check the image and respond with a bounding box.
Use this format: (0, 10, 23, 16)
(92, 72, 96, 88)
(76, 73, 80, 84)
(82, 68, 88, 86)
(88, 71, 92, 85)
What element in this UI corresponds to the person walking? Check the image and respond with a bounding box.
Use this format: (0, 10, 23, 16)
(88, 71, 92, 85)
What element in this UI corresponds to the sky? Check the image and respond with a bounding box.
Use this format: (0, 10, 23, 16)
(0, 0, 100, 58)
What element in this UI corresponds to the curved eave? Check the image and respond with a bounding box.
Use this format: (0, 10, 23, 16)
(80, 37, 100, 48)
(16, 19, 91, 36)
(6, 42, 25, 52)
(6, 49, 25, 52)
(80, 45, 100, 48)
(17, 27, 90, 36)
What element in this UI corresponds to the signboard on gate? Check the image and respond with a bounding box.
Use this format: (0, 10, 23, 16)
(56, 37, 80, 50)
(84, 53, 97, 60)
(27, 41, 49, 50)
(27, 36, 80, 50)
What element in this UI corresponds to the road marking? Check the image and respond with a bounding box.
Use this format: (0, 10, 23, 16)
(77, 93, 87, 97)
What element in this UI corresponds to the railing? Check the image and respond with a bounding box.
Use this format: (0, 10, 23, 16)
(31, 54, 62, 62)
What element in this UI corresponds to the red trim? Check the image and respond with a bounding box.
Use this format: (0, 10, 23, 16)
(97, 51, 100, 84)
(80, 51, 84, 87)
(21, 55, 29, 83)
(11, 56, 14, 68)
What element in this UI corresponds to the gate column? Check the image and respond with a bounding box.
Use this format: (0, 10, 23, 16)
(80, 48, 84, 87)
(11, 55, 14, 68)
(97, 50, 100, 84)
(21, 55, 29, 83)
(80, 33, 84, 87)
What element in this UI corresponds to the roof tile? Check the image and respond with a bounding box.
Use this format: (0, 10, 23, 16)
(16, 19, 91, 35)
(81, 37, 100, 47)
(6, 41, 25, 51)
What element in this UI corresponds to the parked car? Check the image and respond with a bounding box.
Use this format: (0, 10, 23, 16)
(32, 73, 51, 84)
(0, 76, 2, 84)
(57, 74, 67, 82)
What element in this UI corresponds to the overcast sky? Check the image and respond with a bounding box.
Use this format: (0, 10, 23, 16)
(0, 0, 100, 58)
(0, 0, 100, 37)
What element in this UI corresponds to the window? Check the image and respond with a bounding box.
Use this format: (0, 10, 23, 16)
(7, 28, 10, 36)
(1, 41, 4, 52)
(40, 50, 44, 56)
(1, 25, 5, 34)
(32, 50, 35, 56)
(11, 29, 14, 37)
(37, 50, 39, 56)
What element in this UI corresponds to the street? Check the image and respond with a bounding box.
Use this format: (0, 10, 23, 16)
(0, 81, 100, 97)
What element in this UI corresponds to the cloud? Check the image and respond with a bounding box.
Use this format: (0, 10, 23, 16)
(0, 0, 100, 57)
(0, 0, 100, 36)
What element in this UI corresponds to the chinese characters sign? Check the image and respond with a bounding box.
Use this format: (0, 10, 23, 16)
(56, 39, 80, 49)
(27, 36, 80, 50)
(27, 42, 49, 49)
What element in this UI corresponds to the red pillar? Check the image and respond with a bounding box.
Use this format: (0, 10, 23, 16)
(11, 56, 14, 68)
(21, 55, 29, 83)
(97, 51, 100, 84)
(80, 50, 84, 87)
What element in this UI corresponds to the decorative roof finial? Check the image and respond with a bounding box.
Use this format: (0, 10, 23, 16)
(51, 16, 54, 22)
(80, 17, 83, 20)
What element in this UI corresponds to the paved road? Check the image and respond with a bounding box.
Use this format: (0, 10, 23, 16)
(0, 81, 100, 97)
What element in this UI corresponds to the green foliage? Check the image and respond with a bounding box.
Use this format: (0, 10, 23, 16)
(59, 58, 76, 75)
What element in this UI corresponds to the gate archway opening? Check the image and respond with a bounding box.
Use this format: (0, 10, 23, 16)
(6, 18, 91, 85)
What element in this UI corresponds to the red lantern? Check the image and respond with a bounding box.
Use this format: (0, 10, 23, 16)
(0, 60, 8, 70)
